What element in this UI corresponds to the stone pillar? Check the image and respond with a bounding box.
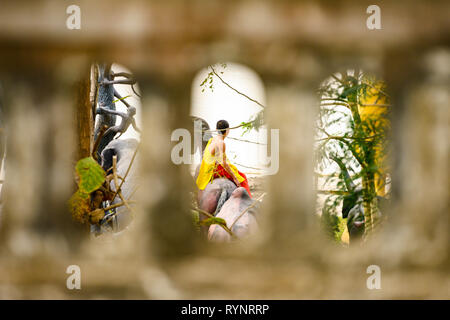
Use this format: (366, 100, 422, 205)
(0, 57, 90, 256)
(259, 82, 317, 253)
(138, 74, 201, 261)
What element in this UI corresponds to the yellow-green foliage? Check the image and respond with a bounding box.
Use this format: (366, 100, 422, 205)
(68, 190, 91, 224)
(75, 157, 106, 194)
(200, 216, 227, 228)
(69, 157, 106, 224)
(321, 209, 347, 244)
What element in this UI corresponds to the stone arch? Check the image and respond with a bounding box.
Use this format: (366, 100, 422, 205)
(315, 69, 391, 243)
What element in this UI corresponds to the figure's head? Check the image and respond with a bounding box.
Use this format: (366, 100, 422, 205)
(216, 119, 229, 137)
(129, 106, 136, 116)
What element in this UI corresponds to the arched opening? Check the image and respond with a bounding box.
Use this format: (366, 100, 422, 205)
(70, 62, 142, 238)
(189, 62, 268, 241)
(315, 70, 391, 245)
(190, 63, 267, 174)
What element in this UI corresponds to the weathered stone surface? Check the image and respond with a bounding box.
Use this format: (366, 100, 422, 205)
(0, 0, 448, 299)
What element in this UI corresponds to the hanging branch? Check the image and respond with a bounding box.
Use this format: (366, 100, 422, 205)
(316, 127, 365, 166)
(110, 71, 141, 98)
(233, 162, 266, 171)
(226, 136, 267, 145)
(202, 121, 254, 134)
(315, 133, 383, 142)
(209, 65, 266, 109)
(197, 64, 266, 134)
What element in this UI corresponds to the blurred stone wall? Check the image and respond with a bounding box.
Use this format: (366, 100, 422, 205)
(0, 0, 448, 299)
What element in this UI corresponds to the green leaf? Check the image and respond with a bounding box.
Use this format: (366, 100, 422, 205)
(320, 208, 347, 244)
(200, 216, 227, 227)
(75, 157, 105, 194)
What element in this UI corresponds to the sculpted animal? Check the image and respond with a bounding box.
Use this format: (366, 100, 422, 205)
(96, 106, 141, 140)
(208, 187, 259, 242)
(198, 177, 236, 213)
(97, 138, 139, 233)
(195, 164, 237, 233)
(94, 63, 117, 160)
(191, 117, 257, 238)
(331, 156, 385, 242)
(94, 63, 140, 160)
(191, 117, 234, 232)
(342, 189, 365, 239)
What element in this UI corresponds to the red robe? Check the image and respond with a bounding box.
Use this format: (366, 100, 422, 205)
(213, 164, 252, 198)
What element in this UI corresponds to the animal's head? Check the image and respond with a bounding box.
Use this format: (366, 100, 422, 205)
(101, 148, 116, 174)
(231, 187, 250, 199)
(344, 194, 387, 240)
(100, 138, 139, 173)
(342, 188, 363, 219)
(346, 201, 365, 239)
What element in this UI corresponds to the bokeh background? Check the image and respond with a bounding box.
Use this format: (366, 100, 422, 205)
(0, 0, 448, 299)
